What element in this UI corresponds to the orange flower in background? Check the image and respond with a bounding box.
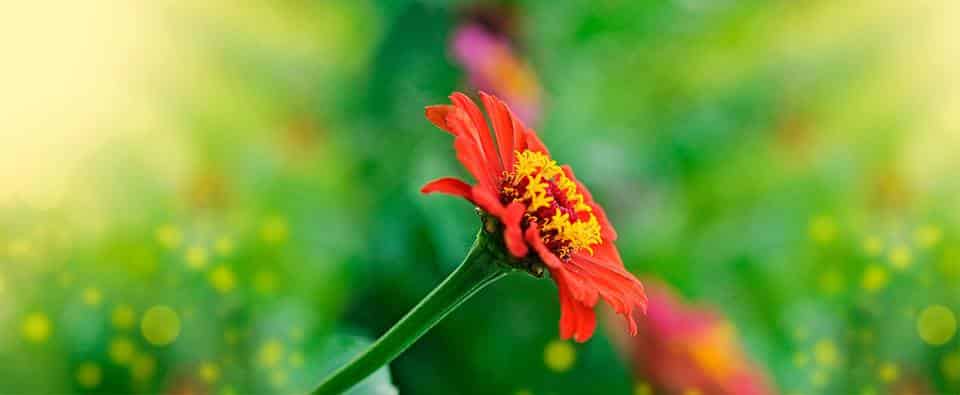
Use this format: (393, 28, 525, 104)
(421, 91, 646, 342)
(607, 279, 776, 395)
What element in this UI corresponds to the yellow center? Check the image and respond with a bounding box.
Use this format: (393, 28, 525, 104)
(501, 150, 602, 259)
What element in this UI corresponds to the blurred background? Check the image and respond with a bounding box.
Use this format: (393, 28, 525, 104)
(1, 1, 958, 394)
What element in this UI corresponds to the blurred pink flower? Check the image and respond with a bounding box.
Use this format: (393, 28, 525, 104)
(607, 279, 776, 395)
(451, 23, 541, 125)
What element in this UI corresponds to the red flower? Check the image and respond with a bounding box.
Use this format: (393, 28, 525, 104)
(421, 91, 647, 342)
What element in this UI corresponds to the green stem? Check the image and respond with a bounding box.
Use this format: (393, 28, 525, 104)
(312, 230, 512, 395)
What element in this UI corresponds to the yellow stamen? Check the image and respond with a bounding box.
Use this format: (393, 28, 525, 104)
(504, 150, 602, 258)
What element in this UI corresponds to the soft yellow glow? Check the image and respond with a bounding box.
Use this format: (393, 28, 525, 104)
(131, 353, 156, 381)
(82, 287, 103, 306)
(155, 225, 183, 250)
(863, 236, 884, 257)
(75, 362, 102, 389)
(942, 351, 960, 380)
(808, 215, 837, 243)
(861, 264, 889, 292)
(814, 339, 838, 367)
(186, 246, 210, 270)
(109, 337, 136, 365)
(878, 362, 899, 382)
(259, 340, 285, 367)
(543, 339, 576, 372)
(21, 312, 51, 343)
(112, 305, 137, 330)
(141, 305, 181, 346)
(917, 305, 957, 345)
(209, 265, 237, 294)
(889, 245, 913, 270)
(199, 362, 221, 383)
(261, 216, 289, 244)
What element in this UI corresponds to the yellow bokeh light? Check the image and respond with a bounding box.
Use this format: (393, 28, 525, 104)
(809, 215, 837, 243)
(878, 362, 899, 382)
(863, 236, 884, 256)
(141, 305, 181, 346)
(109, 337, 136, 365)
(288, 351, 304, 368)
(215, 236, 235, 256)
(810, 369, 828, 387)
(915, 225, 942, 248)
(682, 389, 703, 395)
(254, 270, 277, 294)
(185, 246, 209, 270)
(861, 264, 889, 292)
(261, 216, 288, 244)
(199, 361, 220, 383)
(259, 339, 285, 367)
(889, 245, 912, 269)
(544, 339, 575, 373)
(634, 382, 653, 395)
(75, 362, 102, 389)
(131, 353, 156, 381)
(112, 304, 137, 330)
(942, 351, 960, 380)
(82, 287, 102, 306)
(814, 339, 838, 367)
(793, 352, 809, 367)
(209, 265, 237, 294)
(21, 312, 51, 343)
(155, 225, 182, 249)
(270, 369, 288, 388)
(917, 305, 957, 345)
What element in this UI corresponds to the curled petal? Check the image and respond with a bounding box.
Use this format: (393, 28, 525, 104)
(421, 177, 473, 201)
(524, 226, 563, 269)
(569, 252, 647, 335)
(524, 128, 550, 156)
(451, 92, 502, 174)
(471, 185, 504, 217)
(425, 105, 456, 134)
(480, 92, 516, 169)
(501, 202, 528, 258)
(447, 109, 498, 189)
(553, 267, 598, 342)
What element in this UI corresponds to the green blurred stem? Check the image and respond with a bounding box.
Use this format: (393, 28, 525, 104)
(311, 230, 511, 395)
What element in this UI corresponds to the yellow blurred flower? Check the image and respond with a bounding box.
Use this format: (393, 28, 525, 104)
(21, 312, 51, 343)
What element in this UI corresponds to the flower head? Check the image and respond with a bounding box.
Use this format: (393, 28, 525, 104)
(421, 91, 646, 342)
(606, 279, 775, 395)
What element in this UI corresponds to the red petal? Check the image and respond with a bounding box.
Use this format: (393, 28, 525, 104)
(553, 267, 598, 342)
(501, 202, 528, 258)
(447, 109, 497, 189)
(425, 105, 455, 134)
(451, 92, 502, 175)
(568, 252, 647, 335)
(524, 128, 551, 156)
(524, 226, 563, 269)
(480, 92, 516, 170)
(471, 185, 504, 217)
(421, 177, 473, 200)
